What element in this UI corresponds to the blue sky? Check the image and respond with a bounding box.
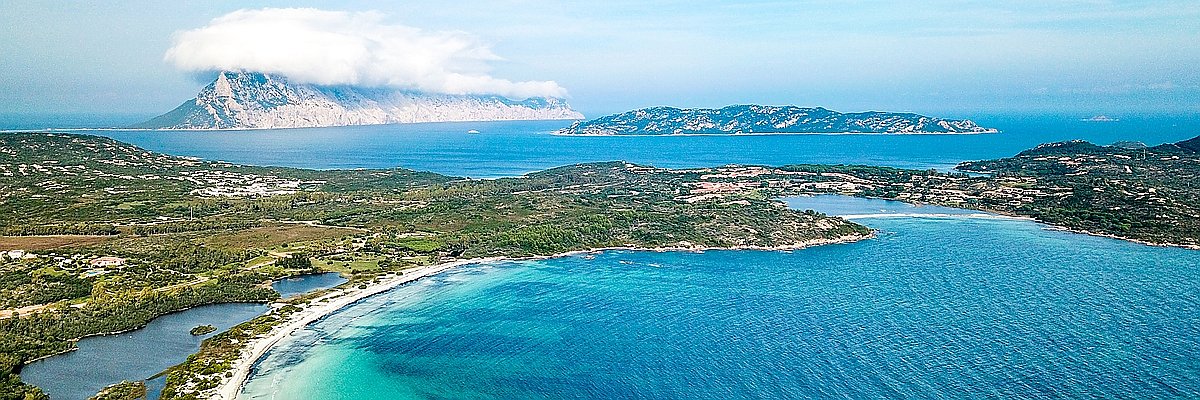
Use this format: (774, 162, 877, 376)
(1, 0, 1198, 117)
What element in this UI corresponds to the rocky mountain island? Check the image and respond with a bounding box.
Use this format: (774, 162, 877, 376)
(556, 105, 996, 135)
(134, 71, 583, 129)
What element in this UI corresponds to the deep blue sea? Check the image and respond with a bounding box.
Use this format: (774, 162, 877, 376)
(13, 113, 1197, 177)
(241, 198, 1200, 399)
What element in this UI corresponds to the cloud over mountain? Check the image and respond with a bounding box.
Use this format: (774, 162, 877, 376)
(164, 8, 567, 100)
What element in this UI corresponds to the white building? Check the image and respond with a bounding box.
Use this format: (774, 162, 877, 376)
(90, 256, 126, 267)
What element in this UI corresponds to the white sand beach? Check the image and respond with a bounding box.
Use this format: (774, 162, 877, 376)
(213, 257, 501, 400)
(211, 234, 870, 399)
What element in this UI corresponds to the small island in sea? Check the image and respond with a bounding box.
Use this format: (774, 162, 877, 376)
(555, 105, 997, 135)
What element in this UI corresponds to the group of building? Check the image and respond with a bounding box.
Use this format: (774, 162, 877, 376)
(2, 250, 127, 277)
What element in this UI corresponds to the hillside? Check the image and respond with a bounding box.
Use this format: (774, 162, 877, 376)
(556, 105, 996, 135)
(134, 71, 583, 129)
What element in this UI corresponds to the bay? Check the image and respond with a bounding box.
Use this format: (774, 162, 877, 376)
(241, 197, 1200, 399)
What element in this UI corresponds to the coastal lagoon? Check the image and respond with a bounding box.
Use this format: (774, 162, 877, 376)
(50, 113, 1200, 177)
(20, 303, 269, 400)
(241, 197, 1200, 399)
(272, 273, 348, 299)
(20, 273, 346, 400)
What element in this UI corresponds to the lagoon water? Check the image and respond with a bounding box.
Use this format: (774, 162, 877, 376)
(242, 197, 1200, 399)
(51, 113, 1200, 177)
(20, 303, 269, 400)
(20, 273, 347, 400)
(272, 272, 348, 298)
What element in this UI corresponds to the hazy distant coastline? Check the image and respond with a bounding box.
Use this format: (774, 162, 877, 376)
(557, 105, 997, 136)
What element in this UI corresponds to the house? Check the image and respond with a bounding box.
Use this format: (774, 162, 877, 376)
(90, 256, 126, 267)
(81, 269, 110, 278)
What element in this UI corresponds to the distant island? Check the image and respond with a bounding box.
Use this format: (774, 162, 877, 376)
(555, 105, 997, 135)
(133, 71, 584, 130)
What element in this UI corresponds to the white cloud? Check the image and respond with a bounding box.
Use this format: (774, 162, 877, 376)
(164, 8, 567, 99)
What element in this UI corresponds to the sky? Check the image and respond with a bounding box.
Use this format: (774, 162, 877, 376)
(1, 0, 1198, 118)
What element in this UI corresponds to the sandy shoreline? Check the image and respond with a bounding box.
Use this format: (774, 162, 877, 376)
(211, 234, 868, 399)
(213, 257, 501, 400)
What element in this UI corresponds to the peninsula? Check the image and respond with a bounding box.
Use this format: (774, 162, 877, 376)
(0, 132, 868, 399)
(555, 105, 996, 135)
(2, 131, 1197, 399)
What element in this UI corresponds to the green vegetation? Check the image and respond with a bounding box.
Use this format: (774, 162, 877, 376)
(189, 325, 216, 336)
(0, 352, 46, 400)
(89, 381, 146, 400)
(0, 259, 90, 308)
(0, 132, 871, 399)
(160, 304, 302, 400)
(955, 139, 1200, 246)
(3, 131, 1193, 399)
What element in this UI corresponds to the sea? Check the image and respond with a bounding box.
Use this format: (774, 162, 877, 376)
(4, 113, 1198, 177)
(240, 197, 1200, 399)
(7, 113, 1200, 399)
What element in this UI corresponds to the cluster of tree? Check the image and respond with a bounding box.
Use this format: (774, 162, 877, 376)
(1, 223, 118, 236)
(274, 254, 312, 270)
(0, 263, 91, 308)
(188, 325, 216, 336)
(0, 352, 47, 400)
(88, 381, 146, 400)
(130, 219, 259, 236)
(127, 243, 260, 275)
(0, 277, 277, 372)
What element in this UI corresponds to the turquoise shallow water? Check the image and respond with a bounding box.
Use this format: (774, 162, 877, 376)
(242, 200, 1200, 399)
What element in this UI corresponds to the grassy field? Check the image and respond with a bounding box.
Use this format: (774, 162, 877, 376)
(200, 224, 360, 249)
(0, 235, 113, 251)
